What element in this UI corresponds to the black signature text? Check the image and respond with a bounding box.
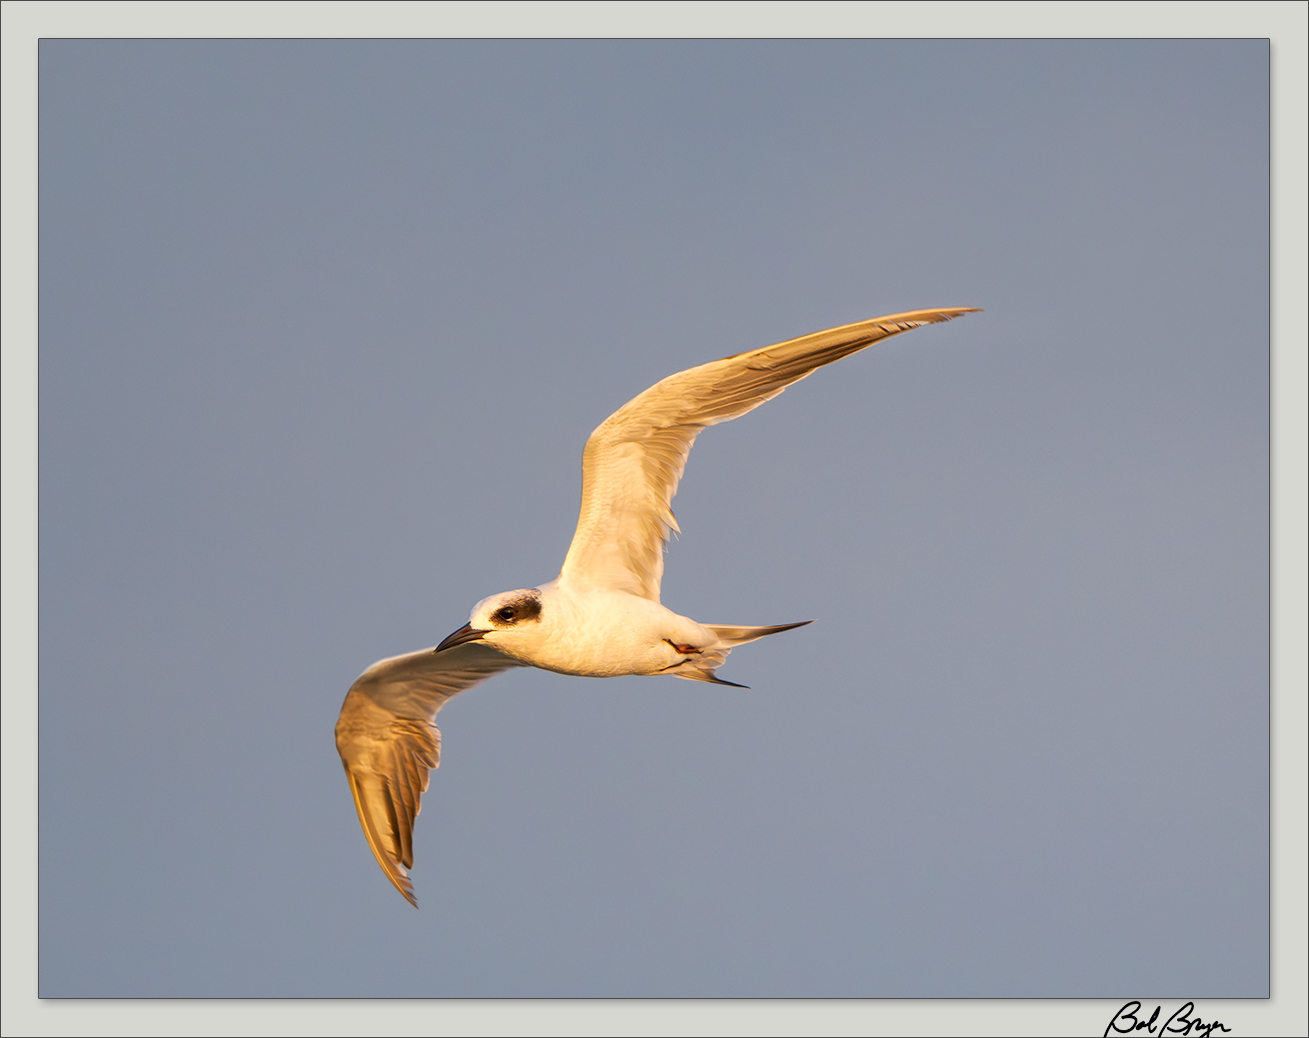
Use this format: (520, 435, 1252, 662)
(1104, 1001, 1232, 1038)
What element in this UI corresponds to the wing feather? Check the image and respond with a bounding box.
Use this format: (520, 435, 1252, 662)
(334, 642, 523, 906)
(558, 308, 978, 599)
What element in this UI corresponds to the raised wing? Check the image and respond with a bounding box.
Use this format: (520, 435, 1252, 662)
(558, 308, 978, 600)
(334, 642, 524, 906)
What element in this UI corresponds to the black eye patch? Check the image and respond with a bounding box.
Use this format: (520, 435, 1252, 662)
(494, 591, 542, 625)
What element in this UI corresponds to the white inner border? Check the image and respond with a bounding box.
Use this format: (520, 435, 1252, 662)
(4, 3, 1305, 1036)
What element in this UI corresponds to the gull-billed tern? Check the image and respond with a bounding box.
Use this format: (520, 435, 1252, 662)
(335, 307, 978, 905)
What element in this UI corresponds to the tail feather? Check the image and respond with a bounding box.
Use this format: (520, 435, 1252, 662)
(676, 667, 750, 688)
(703, 620, 813, 648)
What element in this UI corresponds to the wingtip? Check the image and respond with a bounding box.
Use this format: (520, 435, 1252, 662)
(914, 306, 982, 322)
(382, 842, 423, 909)
(389, 866, 419, 908)
(344, 767, 423, 909)
(860, 307, 981, 337)
(384, 860, 421, 908)
(381, 845, 421, 908)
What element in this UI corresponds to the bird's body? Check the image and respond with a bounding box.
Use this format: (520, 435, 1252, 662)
(335, 307, 978, 905)
(473, 582, 705, 677)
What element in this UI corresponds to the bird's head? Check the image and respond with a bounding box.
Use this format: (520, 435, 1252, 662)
(434, 588, 544, 653)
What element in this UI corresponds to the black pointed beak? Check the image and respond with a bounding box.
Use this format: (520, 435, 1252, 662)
(434, 623, 490, 653)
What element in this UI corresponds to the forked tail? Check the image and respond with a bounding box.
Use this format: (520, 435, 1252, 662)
(668, 620, 814, 687)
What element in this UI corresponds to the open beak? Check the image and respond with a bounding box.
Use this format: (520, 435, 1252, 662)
(434, 623, 490, 653)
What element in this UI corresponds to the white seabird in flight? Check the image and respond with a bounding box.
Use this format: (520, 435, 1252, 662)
(334, 307, 978, 905)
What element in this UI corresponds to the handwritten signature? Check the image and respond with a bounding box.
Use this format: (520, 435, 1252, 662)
(1104, 1001, 1232, 1037)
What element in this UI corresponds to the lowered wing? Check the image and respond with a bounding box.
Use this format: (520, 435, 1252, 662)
(334, 642, 524, 906)
(557, 308, 978, 600)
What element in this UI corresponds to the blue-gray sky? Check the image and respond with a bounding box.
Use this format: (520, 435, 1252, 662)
(35, 38, 1269, 998)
